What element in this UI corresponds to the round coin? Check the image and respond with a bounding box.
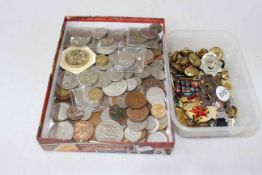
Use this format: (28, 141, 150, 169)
(125, 92, 147, 109)
(127, 118, 147, 131)
(146, 87, 165, 104)
(117, 51, 136, 69)
(88, 87, 104, 101)
(95, 120, 124, 142)
(140, 28, 158, 39)
(92, 28, 108, 39)
(151, 103, 166, 119)
(116, 95, 128, 108)
(50, 102, 70, 122)
(79, 67, 98, 86)
(48, 121, 74, 140)
(55, 86, 70, 101)
(126, 106, 149, 122)
(109, 105, 126, 121)
(96, 55, 109, 66)
(149, 23, 163, 33)
(106, 67, 124, 81)
(189, 53, 201, 67)
(92, 71, 111, 88)
(126, 78, 138, 91)
(142, 77, 164, 92)
(146, 116, 160, 133)
(67, 106, 84, 121)
(210, 47, 223, 60)
(102, 79, 127, 96)
(73, 121, 94, 142)
(201, 52, 222, 76)
(101, 108, 112, 121)
(57, 71, 79, 89)
(124, 127, 142, 142)
(145, 49, 154, 64)
(147, 132, 168, 142)
(184, 65, 200, 77)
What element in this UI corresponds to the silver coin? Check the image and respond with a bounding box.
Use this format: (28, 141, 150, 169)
(110, 30, 126, 41)
(70, 36, 91, 46)
(158, 114, 168, 124)
(48, 121, 74, 140)
(106, 67, 124, 81)
(95, 40, 117, 55)
(93, 71, 111, 88)
(124, 127, 142, 142)
(145, 49, 154, 63)
(102, 79, 127, 97)
(146, 87, 165, 104)
(147, 132, 168, 142)
(151, 59, 164, 69)
(144, 39, 159, 49)
(149, 23, 163, 33)
(79, 67, 98, 86)
(146, 116, 160, 133)
(126, 78, 138, 91)
(140, 28, 158, 40)
(95, 120, 124, 142)
(127, 118, 147, 131)
(201, 52, 222, 76)
(50, 102, 70, 122)
(80, 111, 92, 120)
(150, 65, 165, 80)
(92, 28, 108, 39)
(57, 71, 79, 89)
(116, 51, 136, 69)
(101, 108, 112, 121)
(124, 72, 134, 79)
(133, 77, 142, 86)
(134, 66, 151, 78)
(116, 95, 128, 108)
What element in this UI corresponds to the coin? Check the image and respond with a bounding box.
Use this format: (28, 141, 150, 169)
(127, 118, 147, 131)
(101, 108, 112, 121)
(146, 116, 160, 133)
(116, 95, 128, 108)
(158, 115, 168, 130)
(201, 52, 222, 76)
(50, 102, 70, 122)
(70, 36, 91, 46)
(147, 132, 168, 142)
(179, 49, 194, 56)
(67, 106, 84, 121)
(55, 86, 70, 101)
(100, 36, 115, 47)
(149, 23, 162, 33)
(151, 104, 166, 119)
(106, 67, 124, 81)
(226, 106, 237, 118)
(80, 111, 92, 120)
(124, 127, 142, 142)
(189, 53, 201, 67)
(195, 48, 208, 58)
(134, 66, 151, 78)
(60, 46, 96, 74)
(88, 87, 104, 101)
(92, 28, 108, 39)
(110, 30, 126, 41)
(184, 65, 200, 77)
(96, 60, 113, 70)
(150, 65, 166, 80)
(145, 49, 154, 64)
(48, 121, 74, 140)
(96, 55, 109, 66)
(126, 78, 138, 91)
(57, 71, 79, 90)
(79, 67, 98, 86)
(210, 47, 223, 60)
(140, 28, 158, 39)
(126, 106, 149, 122)
(73, 121, 94, 142)
(95, 40, 117, 55)
(109, 105, 126, 121)
(124, 72, 134, 79)
(93, 71, 111, 88)
(221, 70, 229, 80)
(142, 77, 164, 92)
(102, 79, 127, 96)
(133, 77, 142, 86)
(146, 87, 165, 104)
(89, 111, 102, 126)
(129, 31, 147, 44)
(116, 51, 136, 69)
(125, 92, 147, 109)
(222, 80, 232, 90)
(95, 120, 124, 142)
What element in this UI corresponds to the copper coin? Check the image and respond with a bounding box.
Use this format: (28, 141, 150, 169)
(73, 121, 94, 142)
(88, 111, 102, 126)
(142, 77, 164, 92)
(126, 106, 149, 122)
(125, 92, 147, 109)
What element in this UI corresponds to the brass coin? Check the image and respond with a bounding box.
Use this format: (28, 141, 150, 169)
(64, 49, 90, 68)
(195, 48, 208, 58)
(210, 47, 223, 60)
(184, 65, 200, 77)
(96, 55, 109, 66)
(226, 106, 237, 118)
(125, 92, 147, 109)
(222, 80, 232, 90)
(221, 70, 229, 80)
(126, 106, 149, 122)
(89, 111, 102, 127)
(180, 57, 190, 65)
(73, 121, 94, 142)
(171, 63, 183, 73)
(151, 104, 166, 119)
(189, 53, 201, 67)
(55, 86, 70, 101)
(88, 88, 104, 101)
(179, 49, 194, 56)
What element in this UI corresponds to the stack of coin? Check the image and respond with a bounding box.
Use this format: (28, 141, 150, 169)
(48, 24, 169, 143)
(169, 47, 237, 127)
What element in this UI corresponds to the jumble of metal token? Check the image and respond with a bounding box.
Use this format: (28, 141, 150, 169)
(48, 23, 170, 143)
(169, 47, 237, 127)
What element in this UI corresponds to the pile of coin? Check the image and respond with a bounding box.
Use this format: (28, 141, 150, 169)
(169, 47, 237, 127)
(48, 24, 169, 143)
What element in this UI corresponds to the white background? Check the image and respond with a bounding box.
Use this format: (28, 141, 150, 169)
(0, 0, 261, 174)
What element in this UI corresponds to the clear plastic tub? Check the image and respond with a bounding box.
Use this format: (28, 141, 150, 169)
(166, 30, 261, 137)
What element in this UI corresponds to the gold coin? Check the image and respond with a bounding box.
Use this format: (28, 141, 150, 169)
(179, 48, 194, 56)
(195, 48, 208, 58)
(184, 65, 200, 77)
(88, 88, 104, 101)
(65, 49, 89, 68)
(221, 70, 229, 80)
(151, 104, 166, 119)
(210, 47, 223, 60)
(180, 57, 190, 65)
(226, 106, 237, 118)
(222, 80, 232, 90)
(171, 63, 183, 73)
(96, 55, 109, 66)
(189, 53, 201, 67)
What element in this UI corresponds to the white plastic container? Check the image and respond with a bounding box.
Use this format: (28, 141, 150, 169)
(166, 30, 261, 137)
